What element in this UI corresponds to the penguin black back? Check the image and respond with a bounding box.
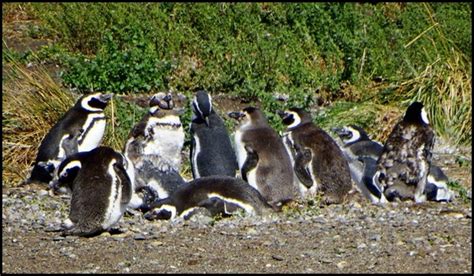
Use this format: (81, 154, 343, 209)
(54, 146, 133, 237)
(190, 90, 238, 178)
(144, 175, 272, 220)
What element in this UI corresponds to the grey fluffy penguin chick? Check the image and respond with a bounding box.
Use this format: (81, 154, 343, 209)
(278, 108, 352, 204)
(228, 107, 299, 210)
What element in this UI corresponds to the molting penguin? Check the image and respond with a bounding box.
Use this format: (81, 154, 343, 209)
(142, 175, 272, 220)
(278, 108, 352, 204)
(28, 93, 112, 184)
(375, 101, 435, 203)
(123, 92, 186, 205)
(228, 107, 298, 210)
(190, 90, 238, 178)
(335, 125, 453, 203)
(50, 146, 134, 237)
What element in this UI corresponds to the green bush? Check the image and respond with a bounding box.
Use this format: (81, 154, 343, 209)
(13, 2, 471, 146)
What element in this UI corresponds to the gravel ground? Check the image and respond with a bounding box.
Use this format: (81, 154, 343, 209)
(2, 151, 472, 273)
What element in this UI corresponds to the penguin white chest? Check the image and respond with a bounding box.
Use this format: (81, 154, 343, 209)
(246, 167, 259, 191)
(234, 129, 247, 169)
(143, 116, 184, 159)
(102, 160, 126, 229)
(191, 135, 201, 178)
(78, 113, 106, 152)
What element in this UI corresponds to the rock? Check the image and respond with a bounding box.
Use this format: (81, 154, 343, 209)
(272, 255, 284, 261)
(133, 234, 146, 240)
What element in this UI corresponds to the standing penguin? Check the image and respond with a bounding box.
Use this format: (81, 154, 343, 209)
(375, 101, 434, 203)
(27, 92, 112, 185)
(123, 92, 186, 205)
(228, 107, 298, 210)
(142, 175, 272, 220)
(190, 90, 238, 178)
(278, 108, 352, 204)
(50, 146, 134, 237)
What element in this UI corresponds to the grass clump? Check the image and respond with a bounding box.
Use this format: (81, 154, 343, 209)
(2, 61, 75, 186)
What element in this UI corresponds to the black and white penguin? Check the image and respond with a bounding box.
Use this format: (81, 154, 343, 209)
(123, 92, 186, 206)
(278, 108, 352, 204)
(28, 92, 112, 184)
(142, 175, 272, 220)
(190, 90, 238, 178)
(375, 101, 435, 203)
(357, 156, 388, 204)
(425, 165, 454, 202)
(228, 107, 298, 210)
(332, 125, 384, 201)
(50, 146, 134, 237)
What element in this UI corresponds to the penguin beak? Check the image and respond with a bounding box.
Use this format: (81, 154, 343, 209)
(331, 126, 346, 136)
(228, 111, 245, 120)
(276, 110, 291, 120)
(99, 93, 113, 102)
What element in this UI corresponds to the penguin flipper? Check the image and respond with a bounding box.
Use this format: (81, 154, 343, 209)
(294, 149, 313, 188)
(241, 146, 259, 182)
(113, 162, 133, 204)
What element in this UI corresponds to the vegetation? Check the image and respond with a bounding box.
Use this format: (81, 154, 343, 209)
(2, 3, 471, 186)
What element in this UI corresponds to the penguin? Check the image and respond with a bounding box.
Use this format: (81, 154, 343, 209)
(332, 125, 383, 160)
(28, 92, 112, 184)
(50, 146, 134, 237)
(190, 90, 238, 178)
(228, 107, 298, 210)
(334, 124, 453, 203)
(375, 101, 435, 203)
(123, 92, 186, 206)
(278, 108, 352, 204)
(332, 125, 384, 201)
(424, 165, 454, 202)
(357, 156, 388, 204)
(142, 175, 272, 220)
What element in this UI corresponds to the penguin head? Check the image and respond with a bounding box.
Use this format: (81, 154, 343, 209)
(80, 93, 113, 112)
(228, 107, 266, 128)
(192, 90, 213, 126)
(403, 101, 429, 125)
(149, 92, 174, 113)
(277, 107, 311, 129)
(332, 125, 370, 145)
(144, 202, 177, 221)
(50, 158, 82, 194)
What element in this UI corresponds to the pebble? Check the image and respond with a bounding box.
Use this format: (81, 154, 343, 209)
(134, 234, 146, 240)
(272, 255, 284, 261)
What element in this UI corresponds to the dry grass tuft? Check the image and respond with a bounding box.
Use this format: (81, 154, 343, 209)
(396, 49, 472, 146)
(3, 61, 76, 187)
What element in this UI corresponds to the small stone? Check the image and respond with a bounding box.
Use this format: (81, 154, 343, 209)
(337, 261, 347, 269)
(369, 234, 381, 241)
(134, 234, 146, 240)
(265, 263, 272, 268)
(272, 255, 284, 261)
(52, 236, 65, 241)
(357, 243, 367, 249)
